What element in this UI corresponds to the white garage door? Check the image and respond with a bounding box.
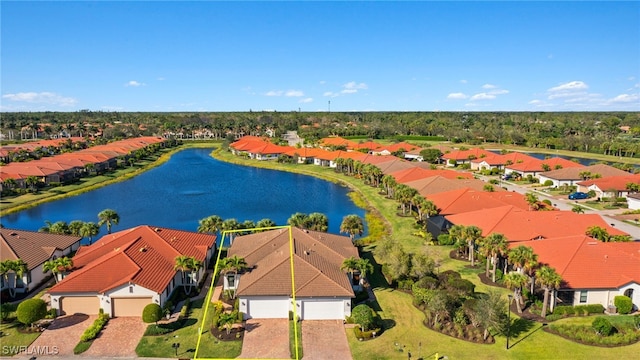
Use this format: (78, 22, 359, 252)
(246, 298, 289, 319)
(60, 296, 100, 316)
(301, 299, 345, 320)
(111, 297, 153, 317)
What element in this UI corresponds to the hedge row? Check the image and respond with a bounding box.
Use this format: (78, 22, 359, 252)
(553, 304, 605, 317)
(80, 313, 109, 342)
(353, 326, 382, 340)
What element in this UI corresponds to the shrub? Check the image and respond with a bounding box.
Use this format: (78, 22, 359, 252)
(1, 302, 17, 321)
(634, 315, 640, 330)
(614, 296, 633, 315)
(586, 304, 605, 314)
(573, 305, 588, 316)
(353, 326, 381, 339)
(543, 180, 554, 186)
(437, 234, 454, 246)
(180, 298, 191, 318)
(352, 304, 375, 331)
(73, 341, 92, 355)
(397, 279, 414, 291)
(542, 199, 552, 206)
(553, 305, 574, 316)
(142, 303, 163, 324)
(16, 299, 47, 327)
(80, 313, 109, 342)
(545, 313, 563, 322)
(592, 317, 615, 336)
(413, 276, 438, 290)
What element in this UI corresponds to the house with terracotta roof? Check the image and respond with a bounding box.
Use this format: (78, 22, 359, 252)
(315, 150, 366, 168)
(391, 167, 474, 183)
(404, 176, 496, 197)
(516, 236, 640, 312)
(1, 228, 81, 296)
(470, 152, 538, 171)
(227, 227, 358, 320)
(441, 148, 495, 167)
(319, 136, 359, 150)
(576, 174, 640, 198)
(372, 142, 420, 156)
(444, 206, 627, 241)
(505, 157, 584, 178)
(48, 226, 216, 317)
(426, 188, 530, 216)
(538, 164, 632, 188)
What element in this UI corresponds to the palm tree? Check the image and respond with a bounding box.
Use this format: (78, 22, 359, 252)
(287, 212, 308, 228)
(218, 255, 248, 299)
(381, 174, 397, 198)
(79, 222, 100, 244)
(306, 212, 328, 232)
(503, 272, 528, 313)
(536, 266, 562, 317)
(525, 192, 540, 211)
(221, 218, 241, 244)
(25, 176, 39, 193)
(255, 218, 277, 231)
(2, 259, 27, 298)
(43, 259, 61, 283)
(586, 225, 610, 242)
(339, 215, 364, 240)
(174, 255, 203, 295)
(197, 215, 223, 234)
(394, 184, 418, 215)
(508, 245, 539, 294)
(480, 233, 508, 282)
(448, 224, 467, 257)
(462, 225, 483, 267)
(571, 205, 585, 214)
(98, 209, 120, 234)
(49, 221, 69, 235)
(68, 220, 84, 236)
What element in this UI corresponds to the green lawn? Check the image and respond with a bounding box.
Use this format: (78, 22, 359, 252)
(0, 320, 42, 356)
(135, 296, 242, 359)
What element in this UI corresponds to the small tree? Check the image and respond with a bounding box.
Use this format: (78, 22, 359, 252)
(218, 311, 238, 335)
(351, 304, 375, 331)
(142, 303, 163, 325)
(17, 299, 47, 328)
(592, 317, 614, 336)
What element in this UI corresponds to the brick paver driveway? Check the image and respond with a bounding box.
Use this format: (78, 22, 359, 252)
(239, 319, 290, 359)
(28, 314, 95, 357)
(302, 320, 352, 360)
(81, 317, 147, 357)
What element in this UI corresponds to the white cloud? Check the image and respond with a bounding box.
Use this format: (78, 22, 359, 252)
(548, 81, 588, 93)
(2, 92, 77, 106)
(157, 77, 165, 81)
(323, 91, 339, 97)
(285, 90, 304, 97)
(547, 54, 554, 59)
(529, 100, 542, 104)
(125, 80, 145, 87)
(340, 81, 368, 94)
(482, 84, 496, 89)
(608, 93, 639, 103)
(489, 89, 509, 95)
(447, 92, 467, 100)
(299, 97, 313, 103)
(459, 79, 468, 84)
(319, 80, 326, 85)
(628, 76, 636, 81)
(470, 93, 496, 101)
(265, 90, 283, 96)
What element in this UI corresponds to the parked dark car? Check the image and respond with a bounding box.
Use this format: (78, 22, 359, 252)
(568, 192, 589, 200)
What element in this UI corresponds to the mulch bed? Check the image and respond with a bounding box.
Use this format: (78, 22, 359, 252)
(210, 325, 244, 341)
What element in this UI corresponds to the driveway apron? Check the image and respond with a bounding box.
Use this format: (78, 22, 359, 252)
(239, 319, 290, 359)
(27, 314, 95, 357)
(80, 317, 147, 357)
(302, 320, 352, 360)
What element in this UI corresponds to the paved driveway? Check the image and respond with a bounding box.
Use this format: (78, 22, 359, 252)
(239, 319, 290, 359)
(302, 320, 352, 360)
(81, 317, 147, 357)
(28, 314, 95, 357)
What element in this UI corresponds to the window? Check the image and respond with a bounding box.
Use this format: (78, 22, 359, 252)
(579, 291, 588, 303)
(624, 288, 634, 299)
(227, 274, 235, 288)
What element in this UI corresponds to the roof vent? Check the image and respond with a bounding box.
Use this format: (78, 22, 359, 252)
(9, 232, 18, 236)
(139, 246, 147, 252)
(304, 250, 309, 255)
(154, 227, 161, 232)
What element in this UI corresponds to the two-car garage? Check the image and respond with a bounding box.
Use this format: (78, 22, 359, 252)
(58, 296, 152, 317)
(241, 296, 350, 320)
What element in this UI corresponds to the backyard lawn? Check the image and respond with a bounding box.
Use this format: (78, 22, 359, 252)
(0, 321, 42, 356)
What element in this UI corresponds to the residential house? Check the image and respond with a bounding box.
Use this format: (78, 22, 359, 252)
(404, 176, 498, 197)
(1, 228, 82, 295)
(227, 227, 358, 320)
(441, 148, 495, 167)
(504, 157, 584, 178)
(470, 152, 537, 171)
(538, 164, 632, 188)
(48, 226, 216, 317)
(627, 193, 640, 211)
(426, 188, 530, 216)
(391, 167, 474, 183)
(576, 174, 640, 199)
(516, 236, 640, 312)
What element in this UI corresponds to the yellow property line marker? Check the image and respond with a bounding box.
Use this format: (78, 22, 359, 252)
(194, 226, 299, 360)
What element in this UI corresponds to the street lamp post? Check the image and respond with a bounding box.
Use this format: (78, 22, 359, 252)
(506, 294, 513, 350)
(172, 342, 180, 357)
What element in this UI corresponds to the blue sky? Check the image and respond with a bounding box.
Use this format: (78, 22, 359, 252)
(1, 1, 639, 112)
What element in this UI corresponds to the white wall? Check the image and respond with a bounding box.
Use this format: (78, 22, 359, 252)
(567, 284, 640, 312)
(105, 283, 160, 317)
(627, 196, 640, 210)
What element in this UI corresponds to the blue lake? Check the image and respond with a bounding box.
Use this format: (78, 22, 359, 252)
(0, 148, 367, 241)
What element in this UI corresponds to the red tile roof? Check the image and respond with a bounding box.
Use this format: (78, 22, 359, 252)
(49, 226, 216, 294)
(404, 176, 497, 196)
(446, 206, 627, 242)
(514, 236, 640, 289)
(577, 174, 640, 191)
(426, 188, 530, 215)
(319, 136, 359, 149)
(391, 167, 474, 183)
(507, 157, 584, 172)
(441, 148, 495, 161)
(541, 163, 631, 181)
(228, 228, 358, 297)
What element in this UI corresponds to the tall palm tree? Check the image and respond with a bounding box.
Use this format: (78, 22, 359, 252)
(79, 222, 100, 244)
(503, 272, 528, 313)
(174, 255, 202, 295)
(287, 212, 308, 228)
(218, 255, 248, 299)
(381, 174, 397, 198)
(49, 221, 69, 235)
(255, 218, 277, 231)
(197, 215, 223, 234)
(586, 225, 610, 242)
(462, 225, 483, 267)
(536, 266, 562, 317)
(394, 184, 418, 215)
(525, 192, 540, 211)
(447, 224, 467, 256)
(68, 220, 84, 236)
(98, 209, 120, 234)
(25, 176, 39, 193)
(42, 259, 61, 283)
(221, 218, 240, 244)
(480, 233, 508, 282)
(2, 259, 27, 298)
(339, 215, 364, 240)
(508, 245, 539, 294)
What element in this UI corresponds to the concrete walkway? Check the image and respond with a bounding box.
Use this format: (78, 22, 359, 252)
(239, 319, 290, 359)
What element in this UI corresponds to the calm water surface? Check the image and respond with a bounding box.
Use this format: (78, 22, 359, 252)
(1, 148, 366, 240)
